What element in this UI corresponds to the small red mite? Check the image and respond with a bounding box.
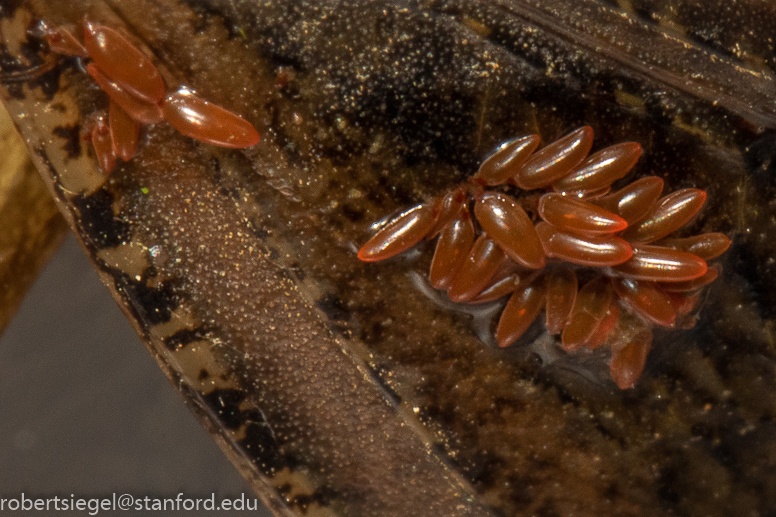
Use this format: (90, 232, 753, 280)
(358, 127, 731, 389)
(42, 18, 261, 174)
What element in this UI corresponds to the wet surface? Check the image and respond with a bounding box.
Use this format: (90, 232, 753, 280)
(1, 0, 776, 516)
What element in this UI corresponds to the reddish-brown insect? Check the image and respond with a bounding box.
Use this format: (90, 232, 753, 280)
(358, 127, 731, 389)
(42, 18, 260, 174)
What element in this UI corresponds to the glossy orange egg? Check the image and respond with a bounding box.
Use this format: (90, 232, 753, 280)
(429, 213, 475, 290)
(609, 330, 652, 390)
(475, 192, 546, 269)
(536, 222, 633, 266)
(585, 304, 620, 351)
(595, 176, 664, 224)
(613, 245, 708, 282)
(544, 268, 577, 335)
(658, 233, 732, 260)
(538, 193, 628, 235)
(162, 88, 261, 149)
(621, 188, 707, 243)
(427, 188, 466, 238)
(357, 202, 438, 262)
(553, 142, 642, 193)
(658, 267, 719, 292)
(473, 135, 541, 186)
(83, 20, 166, 103)
(612, 278, 676, 327)
(470, 271, 525, 304)
(447, 235, 507, 303)
(109, 101, 140, 162)
(496, 281, 547, 348)
(87, 64, 164, 124)
(514, 126, 594, 190)
(561, 277, 613, 352)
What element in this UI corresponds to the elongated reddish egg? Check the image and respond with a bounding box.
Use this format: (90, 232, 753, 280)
(429, 213, 475, 290)
(473, 135, 541, 186)
(470, 272, 524, 304)
(658, 233, 731, 260)
(552, 142, 642, 193)
(544, 268, 577, 335)
(536, 222, 633, 266)
(83, 20, 166, 103)
(585, 304, 620, 350)
(447, 235, 507, 303)
(621, 188, 707, 243)
(609, 329, 652, 390)
(561, 277, 613, 351)
(475, 192, 545, 269)
(358, 202, 438, 262)
(612, 278, 676, 327)
(87, 64, 164, 124)
(427, 188, 466, 238)
(162, 88, 261, 148)
(497, 281, 547, 347)
(538, 193, 628, 235)
(613, 245, 707, 282)
(514, 126, 594, 189)
(595, 176, 664, 224)
(358, 203, 436, 262)
(658, 267, 719, 292)
(109, 101, 140, 162)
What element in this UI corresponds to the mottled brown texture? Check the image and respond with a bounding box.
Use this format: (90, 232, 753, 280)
(2, 0, 776, 516)
(0, 103, 67, 335)
(125, 127, 489, 517)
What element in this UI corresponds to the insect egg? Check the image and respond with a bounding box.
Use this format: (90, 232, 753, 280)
(43, 17, 262, 178)
(429, 212, 475, 290)
(90, 114, 115, 174)
(447, 234, 507, 303)
(86, 63, 164, 124)
(358, 127, 731, 389)
(108, 101, 140, 162)
(161, 88, 261, 149)
(82, 19, 166, 103)
(474, 192, 546, 269)
(513, 126, 594, 189)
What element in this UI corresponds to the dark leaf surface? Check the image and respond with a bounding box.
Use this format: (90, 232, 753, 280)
(1, 0, 776, 516)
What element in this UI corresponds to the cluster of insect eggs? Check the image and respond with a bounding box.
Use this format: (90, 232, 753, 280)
(359, 127, 731, 389)
(39, 19, 730, 389)
(41, 18, 261, 174)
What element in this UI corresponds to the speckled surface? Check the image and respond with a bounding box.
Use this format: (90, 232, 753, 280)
(0, 237, 271, 516)
(1, 0, 776, 516)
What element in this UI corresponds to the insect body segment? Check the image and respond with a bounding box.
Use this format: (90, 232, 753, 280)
(358, 127, 731, 389)
(43, 18, 260, 174)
